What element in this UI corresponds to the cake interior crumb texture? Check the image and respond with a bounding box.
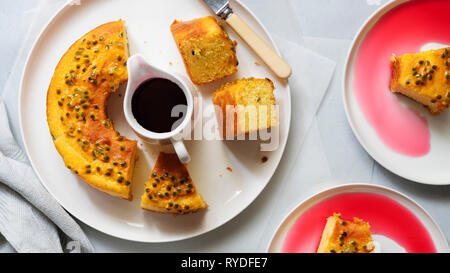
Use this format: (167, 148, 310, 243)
(171, 16, 238, 85)
(213, 78, 278, 137)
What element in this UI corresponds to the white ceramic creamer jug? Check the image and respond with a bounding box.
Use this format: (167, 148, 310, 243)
(123, 54, 198, 164)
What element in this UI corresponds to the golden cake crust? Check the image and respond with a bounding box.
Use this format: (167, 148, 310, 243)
(171, 16, 238, 85)
(317, 213, 374, 253)
(212, 78, 278, 137)
(390, 47, 450, 115)
(141, 153, 208, 215)
(47, 20, 137, 201)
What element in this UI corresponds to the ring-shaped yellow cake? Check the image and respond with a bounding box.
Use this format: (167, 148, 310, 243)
(47, 20, 137, 200)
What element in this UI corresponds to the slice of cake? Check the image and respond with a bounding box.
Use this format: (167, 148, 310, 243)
(390, 47, 450, 115)
(317, 213, 375, 253)
(212, 78, 278, 138)
(141, 153, 208, 215)
(170, 16, 238, 85)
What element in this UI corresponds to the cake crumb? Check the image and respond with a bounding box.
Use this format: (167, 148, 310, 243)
(169, 62, 173, 66)
(255, 61, 261, 66)
(226, 167, 233, 172)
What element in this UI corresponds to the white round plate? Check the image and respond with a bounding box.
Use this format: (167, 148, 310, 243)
(343, 0, 450, 185)
(19, 0, 291, 242)
(268, 184, 449, 253)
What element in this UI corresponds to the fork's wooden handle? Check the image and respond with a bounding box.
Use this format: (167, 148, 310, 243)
(226, 13, 292, 79)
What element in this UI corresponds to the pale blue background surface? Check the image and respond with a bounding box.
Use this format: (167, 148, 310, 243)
(1, 0, 449, 252)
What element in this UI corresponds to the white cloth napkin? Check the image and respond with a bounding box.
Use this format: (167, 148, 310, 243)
(0, 99, 93, 253)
